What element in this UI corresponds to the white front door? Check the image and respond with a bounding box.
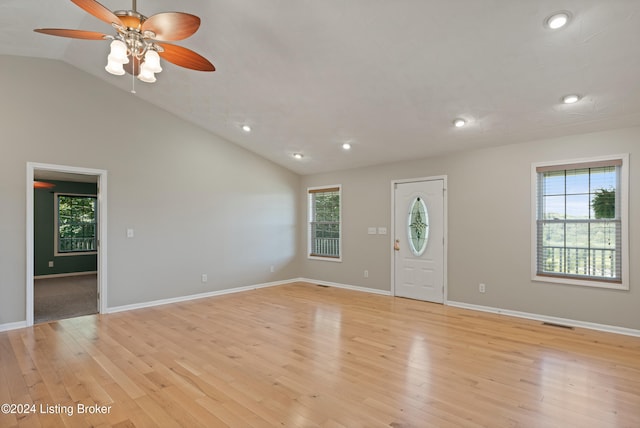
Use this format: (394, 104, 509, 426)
(393, 179, 445, 303)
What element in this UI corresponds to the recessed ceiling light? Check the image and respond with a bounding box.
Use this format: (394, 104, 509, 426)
(241, 124, 251, 132)
(562, 94, 581, 104)
(342, 142, 352, 150)
(293, 153, 304, 159)
(453, 118, 466, 128)
(545, 11, 571, 30)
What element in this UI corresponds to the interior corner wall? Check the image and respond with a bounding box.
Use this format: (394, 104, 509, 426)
(299, 126, 639, 330)
(0, 55, 300, 324)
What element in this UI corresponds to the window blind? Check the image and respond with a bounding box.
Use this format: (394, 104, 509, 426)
(536, 160, 622, 283)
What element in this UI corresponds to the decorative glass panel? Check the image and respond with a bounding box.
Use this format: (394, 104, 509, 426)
(407, 197, 429, 256)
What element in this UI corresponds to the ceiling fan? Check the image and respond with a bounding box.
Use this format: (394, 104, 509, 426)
(34, 0, 215, 84)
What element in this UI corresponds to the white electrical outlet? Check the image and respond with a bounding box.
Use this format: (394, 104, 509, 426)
(201, 274, 208, 283)
(270, 265, 275, 273)
(48, 261, 54, 268)
(364, 270, 369, 278)
(127, 228, 134, 238)
(479, 283, 486, 293)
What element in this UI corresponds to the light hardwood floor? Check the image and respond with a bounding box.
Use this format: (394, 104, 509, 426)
(1, 282, 639, 427)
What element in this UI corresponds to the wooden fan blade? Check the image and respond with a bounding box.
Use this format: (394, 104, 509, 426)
(34, 28, 109, 40)
(71, 0, 123, 26)
(141, 12, 200, 41)
(157, 43, 215, 71)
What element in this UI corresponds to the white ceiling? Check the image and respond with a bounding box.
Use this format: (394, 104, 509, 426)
(2, 0, 640, 175)
(34, 170, 98, 183)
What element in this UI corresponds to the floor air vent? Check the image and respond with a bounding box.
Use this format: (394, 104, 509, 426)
(542, 322, 574, 330)
(315, 284, 330, 288)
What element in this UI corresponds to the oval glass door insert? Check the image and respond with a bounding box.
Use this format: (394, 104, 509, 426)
(407, 196, 429, 256)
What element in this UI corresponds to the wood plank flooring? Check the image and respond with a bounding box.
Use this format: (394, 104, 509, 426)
(1, 282, 639, 427)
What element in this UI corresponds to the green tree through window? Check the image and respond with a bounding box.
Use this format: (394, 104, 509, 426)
(308, 186, 341, 259)
(535, 160, 622, 283)
(57, 195, 97, 253)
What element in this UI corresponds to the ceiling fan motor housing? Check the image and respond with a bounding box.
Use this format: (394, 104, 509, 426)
(114, 10, 147, 32)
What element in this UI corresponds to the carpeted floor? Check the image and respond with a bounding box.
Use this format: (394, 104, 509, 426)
(34, 274, 97, 324)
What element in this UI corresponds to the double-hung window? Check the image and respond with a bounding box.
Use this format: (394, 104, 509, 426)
(55, 194, 98, 255)
(308, 186, 341, 261)
(532, 155, 628, 289)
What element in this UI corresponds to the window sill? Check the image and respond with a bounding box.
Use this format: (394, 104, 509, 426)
(533, 274, 628, 291)
(308, 255, 342, 263)
(54, 251, 98, 257)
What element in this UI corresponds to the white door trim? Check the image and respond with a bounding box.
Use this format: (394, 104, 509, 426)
(26, 162, 108, 326)
(390, 175, 448, 302)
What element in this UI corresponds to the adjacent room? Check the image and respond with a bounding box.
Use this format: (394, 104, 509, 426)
(1, 1, 639, 427)
(33, 176, 99, 323)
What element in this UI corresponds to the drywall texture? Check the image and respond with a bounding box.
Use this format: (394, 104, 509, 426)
(0, 55, 299, 324)
(300, 127, 639, 330)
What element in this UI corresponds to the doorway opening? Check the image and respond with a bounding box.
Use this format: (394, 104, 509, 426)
(26, 162, 108, 326)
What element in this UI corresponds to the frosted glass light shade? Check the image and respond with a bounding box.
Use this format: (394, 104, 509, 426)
(137, 66, 156, 83)
(143, 50, 162, 73)
(108, 40, 129, 64)
(105, 57, 125, 75)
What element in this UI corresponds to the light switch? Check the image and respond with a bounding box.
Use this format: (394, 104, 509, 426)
(127, 228, 134, 238)
(378, 227, 387, 235)
(368, 227, 377, 235)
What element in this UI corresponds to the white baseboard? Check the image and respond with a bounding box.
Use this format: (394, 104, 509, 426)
(4, 278, 637, 338)
(0, 321, 28, 332)
(107, 278, 389, 315)
(106, 279, 292, 314)
(34, 271, 97, 279)
(296, 277, 392, 296)
(447, 300, 640, 338)
(296, 279, 640, 337)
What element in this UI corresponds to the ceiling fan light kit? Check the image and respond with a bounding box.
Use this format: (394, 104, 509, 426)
(35, 0, 215, 86)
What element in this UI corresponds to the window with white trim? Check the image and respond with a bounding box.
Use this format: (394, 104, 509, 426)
(55, 193, 97, 255)
(532, 155, 628, 289)
(308, 186, 341, 261)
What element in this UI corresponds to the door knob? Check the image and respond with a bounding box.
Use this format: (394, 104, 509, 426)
(394, 239, 400, 251)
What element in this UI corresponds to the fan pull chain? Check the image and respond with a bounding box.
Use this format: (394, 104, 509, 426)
(131, 57, 136, 94)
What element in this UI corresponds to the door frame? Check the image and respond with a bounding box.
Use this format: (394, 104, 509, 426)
(390, 175, 448, 301)
(26, 162, 108, 326)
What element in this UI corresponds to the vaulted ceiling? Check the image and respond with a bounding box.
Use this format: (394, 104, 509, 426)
(2, 0, 640, 174)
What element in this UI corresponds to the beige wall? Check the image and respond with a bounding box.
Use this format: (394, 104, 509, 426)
(300, 127, 639, 330)
(0, 55, 300, 324)
(2, 55, 638, 331)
